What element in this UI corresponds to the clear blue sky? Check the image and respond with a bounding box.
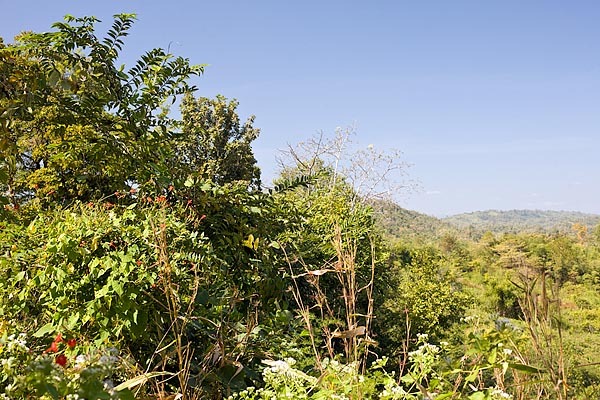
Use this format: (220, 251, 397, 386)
(3, 1, 599, 216)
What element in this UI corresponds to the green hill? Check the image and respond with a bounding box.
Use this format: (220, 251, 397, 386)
(442, 209, 600, 234)
(370, 200, 455, 241)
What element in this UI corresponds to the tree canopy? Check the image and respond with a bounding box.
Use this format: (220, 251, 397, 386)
(176, 93, 261, 188)
(0, 14, 206, 206)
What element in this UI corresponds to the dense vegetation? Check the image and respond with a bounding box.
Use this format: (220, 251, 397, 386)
(1, 15, 600, 400)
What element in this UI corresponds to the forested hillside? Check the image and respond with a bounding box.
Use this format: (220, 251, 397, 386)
(370, 199, 455, 242)
(443, 210, 600, 235)
(373, 205, 600, 240)
(1, 15, 600, 400)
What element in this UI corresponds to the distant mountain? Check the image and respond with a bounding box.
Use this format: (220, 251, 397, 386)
(370, 200, 455, 241)
(442, 210, 600, 234)
(371, 204, 600, 241)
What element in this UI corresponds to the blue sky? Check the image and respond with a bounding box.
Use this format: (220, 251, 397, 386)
(3, 1, 599, 216)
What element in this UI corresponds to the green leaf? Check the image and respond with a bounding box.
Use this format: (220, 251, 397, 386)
(196, 289, 210, 305)
(112, 280, 124, 296)
(48, 70, 61, 87)
(117, 389, 135, 400)
(66, 312, 80, 330)
(184, 177, 195, 187)
(465, 369, 479, 383)
(487, 347, 497, 364)
(14, 271, 26, 281)
(33, 322, 55, 337)
(44, 383, 60, 399)
(468, 392, 486, 400)
(508, 363, 544, 374)
(96, 285, 109, 298)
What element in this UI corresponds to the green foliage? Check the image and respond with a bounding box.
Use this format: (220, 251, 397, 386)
(0, 331, 134, 399)
(3, 12, 600, 400)
(370, 199, 456, 243)
(176, 93, 261, 188)
(0, 13, 283, 397)
(377, 245, 473, 351)
(228, 325, 534, 400)
(227, 357, 395, 400)
(1, 201, 196, 345)
(0, 14, 204, 205)
(0, 180, 295, 396)
(460, 231, 600, 397)
(275, 168, 385, 363)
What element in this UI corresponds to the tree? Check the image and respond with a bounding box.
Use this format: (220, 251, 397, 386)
(376, 245, 472, 354)
(176, 93, 261, 188)
(277, 126, 415, 207)
(0, 14, 204, 206)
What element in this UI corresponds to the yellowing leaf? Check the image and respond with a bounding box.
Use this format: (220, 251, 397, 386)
(113, 372, 173, 391)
